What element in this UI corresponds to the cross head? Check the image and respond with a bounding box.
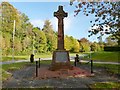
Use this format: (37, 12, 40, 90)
(54, 6, 68, 19)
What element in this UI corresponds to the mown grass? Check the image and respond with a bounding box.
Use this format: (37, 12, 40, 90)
(84, 51, 119, 62)
(2, 62, 33, 81)
(1, 53, 82, 62)
(89, 82, 120, 89)
(2, 60, 52, 81)
(40, 60, 51, 65)
(2, 53, 52, 62)
(2, 88, 54, 90)
(2, 56, 29, 62)
(34, 53, 52, 58)
(2, 62, 33, 70)
(2, 51, 119, 62)
(1, 69, 12, 81)
(88, 62, 120, 89)
(93, 63, 120, 75)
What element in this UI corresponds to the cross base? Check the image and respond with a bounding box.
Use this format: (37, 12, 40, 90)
(49, 50, 73, 71)
(49, 62, 73, 71)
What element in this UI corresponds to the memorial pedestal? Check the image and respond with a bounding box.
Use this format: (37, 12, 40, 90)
(49, 50, 73, 71)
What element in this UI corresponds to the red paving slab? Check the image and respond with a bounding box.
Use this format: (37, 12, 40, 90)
(35, 66, 92, 79)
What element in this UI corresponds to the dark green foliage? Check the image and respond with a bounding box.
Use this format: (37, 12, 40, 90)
(86, 52, 119, 62)
(104, 46, 120, 52)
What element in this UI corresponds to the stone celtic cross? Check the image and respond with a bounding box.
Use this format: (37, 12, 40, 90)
(49, 6, 72, 71)
(54, 6, 68, 50)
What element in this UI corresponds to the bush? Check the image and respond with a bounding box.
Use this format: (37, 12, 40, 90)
(104, 46, 120, 51)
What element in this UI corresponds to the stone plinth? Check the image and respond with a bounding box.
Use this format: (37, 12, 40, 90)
(49, 50, 73, 71)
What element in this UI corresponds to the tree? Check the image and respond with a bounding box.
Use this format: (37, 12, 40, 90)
(90, 42, 96, 52)
(70, 1, 120, 45)
(33, 27, 47, 53)
(72, 39, 80, 52)
(1, 2, 36, 55)
(42, 20, 57, 52)
(65, 35, 80, 52)
(90, 42, 102, 52)
(65, 35, 72, 51)
(16, 13, 30, 39)
(78, 38, 90, 52)
(14, 37, 22, 55)
(22, 36, 32, 51)
(1, 2, 20, 33)
(105, 36, 118, 46)
(2, 32, 11, 55)
(98, 36, 104, 51)
(70, 36, 80, 52)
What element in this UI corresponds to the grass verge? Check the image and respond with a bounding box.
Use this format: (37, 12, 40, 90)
(89, 82, 120, 89)
(84, 51, 119, 62)
(2, 53, 52, 62)
(2, 56, 28, 62)
(2, 53, 85, 62)
(93, 63, 120, 75)
(2, 62, 33, 81)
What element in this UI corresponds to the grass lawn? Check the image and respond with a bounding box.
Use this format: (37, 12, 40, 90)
(2, 60, 52, 81)
(2, 53, 52, 62)
(34, 53, 52, 59)
(2, 62, 33, 81)
(1, 53, 83, 62)
(2, 56, 28, 62)
(85, 62, 120, 89)
(89, 82, 120, 89)
(84, 51, 119, 62)
(93, 63, 120, 75)
(40, 60, 51, 65)
(2, 51, 119, 62)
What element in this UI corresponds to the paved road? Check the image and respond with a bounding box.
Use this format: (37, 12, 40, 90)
(1, 56, 120, 65)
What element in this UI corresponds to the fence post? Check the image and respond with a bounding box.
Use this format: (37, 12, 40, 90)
(91, 60, 93, 73)
(36, 61, 38, 77)
(39, 58, 40, 68)
(74, 57, 76, 66)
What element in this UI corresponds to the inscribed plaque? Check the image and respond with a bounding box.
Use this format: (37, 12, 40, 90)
(55, 52, 68, 62)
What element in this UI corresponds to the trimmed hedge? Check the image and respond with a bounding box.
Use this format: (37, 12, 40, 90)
(104, 46, 120, 51)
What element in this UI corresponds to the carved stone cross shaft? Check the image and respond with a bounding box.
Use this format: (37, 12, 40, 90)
(54, 6, 68, 50)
